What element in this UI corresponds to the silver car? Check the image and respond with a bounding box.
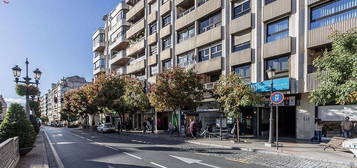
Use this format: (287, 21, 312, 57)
(97, 124, 116, 133)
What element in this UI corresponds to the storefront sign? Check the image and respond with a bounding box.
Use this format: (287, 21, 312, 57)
(270, 92, 285, 105)
(318, 105, 357, 121)
(251, 78, 290, 93)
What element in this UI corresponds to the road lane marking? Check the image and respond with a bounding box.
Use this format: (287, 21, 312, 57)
(86, 138, 93, 142)
(44, 130, 65, 168)
(106, 145, 118, 151)
(150, 162, 167, 168)
(170, 155, 221, 168)
(123, 152, 142, 160)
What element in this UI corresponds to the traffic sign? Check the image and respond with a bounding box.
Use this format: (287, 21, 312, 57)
(270, 92, 284, 105)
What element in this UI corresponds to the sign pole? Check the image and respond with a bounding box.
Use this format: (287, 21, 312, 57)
(276, 105, 279, 150)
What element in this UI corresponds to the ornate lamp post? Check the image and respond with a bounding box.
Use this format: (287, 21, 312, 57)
(266, 66, 276, 146)
(12, 58, 42, 119)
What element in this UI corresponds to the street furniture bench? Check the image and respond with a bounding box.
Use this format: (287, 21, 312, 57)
(321, 137, 346, 151)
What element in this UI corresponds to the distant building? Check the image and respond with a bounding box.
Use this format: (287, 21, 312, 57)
(40, 76, 88, 124)
(0, 95, 7, 121)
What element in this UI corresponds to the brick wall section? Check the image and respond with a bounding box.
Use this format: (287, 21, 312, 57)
(0, 137, 19, 168)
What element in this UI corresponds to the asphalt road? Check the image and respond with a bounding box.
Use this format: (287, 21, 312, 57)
(44, 127, 266, 168)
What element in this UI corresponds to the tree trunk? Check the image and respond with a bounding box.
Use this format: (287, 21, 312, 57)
(237, 116, 240, 143)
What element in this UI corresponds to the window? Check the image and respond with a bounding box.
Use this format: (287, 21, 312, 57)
(149, 44, 157, 56)
(162, 36, 171, 50)
(162, 59, 172, 70)
(162, 0, 169, 4)
(211, 44, 222, 58)
(149, 23, 157, 35)
(177, 25, 195, 43)
(233, 42, 250, 52)
(266, 18, 289, 42)
(233, 65, 251, 80)
(266, 56, 289, 79)
(94, 59, 105, 70)
(94, 33, 104, 45)
(162, 14, 171, 27)
(177, 51, 195, 67)
(149, 0, 157, 14)
(233, 1, 250, 19)
(265, 0, 276, 5)
(198, 48, 209, 62)
(150, 64, 158, 76)
(310, 0, 357, 29)
(198, 43, 222, 62)
(198, 12, 222, 34)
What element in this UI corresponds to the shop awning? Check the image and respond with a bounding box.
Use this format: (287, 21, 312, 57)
(318, 105, 357, 121)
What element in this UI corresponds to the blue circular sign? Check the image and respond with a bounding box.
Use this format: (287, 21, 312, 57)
(270, 92, 285, 105)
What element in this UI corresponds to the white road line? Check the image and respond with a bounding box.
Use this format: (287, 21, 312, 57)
(150, 162, 167, 168)
(123, 152, 142, 160)
(86, 138, 93, 142)
(106, 145, 118, 151)
(44, 130, 65, 168)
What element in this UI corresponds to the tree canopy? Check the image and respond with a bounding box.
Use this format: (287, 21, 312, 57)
(214, 73, 258, 142)
(148, 67, 203, 112)
(309, 29, 357, 105)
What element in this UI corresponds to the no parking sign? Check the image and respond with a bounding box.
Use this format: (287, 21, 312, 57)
(270, 92, 285, 105)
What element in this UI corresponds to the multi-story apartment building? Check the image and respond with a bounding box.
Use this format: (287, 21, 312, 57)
(93, 0, 357, 140)
(0, 95, 7, 121)
(40, 76, 87, 124)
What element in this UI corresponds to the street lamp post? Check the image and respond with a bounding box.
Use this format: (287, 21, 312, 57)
(266, 66, 276, 145)
(12, 58, 42, 119)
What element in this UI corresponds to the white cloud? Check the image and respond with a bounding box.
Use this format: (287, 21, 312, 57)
(4, 98, 25, 106)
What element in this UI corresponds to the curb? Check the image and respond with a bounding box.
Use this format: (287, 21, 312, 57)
(43, 129, 64, 168)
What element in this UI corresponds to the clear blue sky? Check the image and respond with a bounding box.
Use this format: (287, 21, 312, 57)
(0, 0, 120, 104)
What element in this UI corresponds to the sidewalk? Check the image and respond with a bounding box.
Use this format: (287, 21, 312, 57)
(16, 130, 58, 168)
(187, 138, 357, 166)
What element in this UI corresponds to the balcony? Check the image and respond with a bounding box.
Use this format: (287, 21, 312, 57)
(127, 39, 145, 57)
(92, 29, 105, 52)
(115, 67, 127, 75)
(176, 37, 196, 55)
(110, 51, 129, 66)
(231, 13, 252, 34)
(127, 57, 146, 74)
(263, 37, 292, 58)
(160, 25, 172, 39)
(306, 72, 328, 92)
(308, 17, 357, 48)
(109, 35, 129, 51)
(176, 7, 196, 30)
(148, 11, 157, 24)
(160, 0, 172, 16)
(196, 26, 222, 48)
(175, 0, 185, 6)
(230, 49, 252, 66)
(93, 54, 104, 64)
(148, 75, 157, 84)
(148, 54, 157, 66)
(160, 48, 172, 61)
(308, 0, 323, 5)
(136, 75, 146, 81)
(263, 0, 291, 22)
(126, 19, 145, 39)
(196, 0, 222, 20)
(147, 33, 157, 45)
(195, 57, 222, 74)
(93, 66, 106, 76)
(126, 0, 145, 22)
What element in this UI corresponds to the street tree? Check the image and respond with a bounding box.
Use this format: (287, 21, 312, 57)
(309, 29, 357, 105)
(148, 67, 203, 134)
(214, 73, 257, 142)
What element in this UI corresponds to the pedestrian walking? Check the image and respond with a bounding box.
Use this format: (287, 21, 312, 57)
(341, 117, 353, 138)
(314, 119, 323, 143)
(168, 122, 175, 136)
(189, 120, 196, 138)
(143, 121, 147, 134)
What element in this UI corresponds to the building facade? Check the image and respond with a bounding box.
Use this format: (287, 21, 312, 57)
(92, 0, 357, 139)
(0, 95, 7, 121)
(40, 76, 88, 124)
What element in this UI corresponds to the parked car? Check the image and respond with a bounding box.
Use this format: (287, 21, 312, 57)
(97, 123, 116, 133)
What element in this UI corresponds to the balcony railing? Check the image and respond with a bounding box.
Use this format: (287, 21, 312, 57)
(177, 6, 195, 19)
(306, 71, 329, 92)
(130, 56, 146, 64)
(197, 0, 209, 7)
(204, 82, 217, 90)
(137, 75, 146, 81)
